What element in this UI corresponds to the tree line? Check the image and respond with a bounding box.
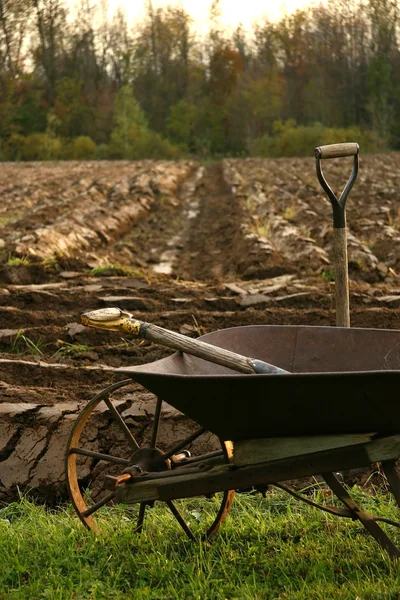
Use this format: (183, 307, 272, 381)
(0, 0, 397, 160)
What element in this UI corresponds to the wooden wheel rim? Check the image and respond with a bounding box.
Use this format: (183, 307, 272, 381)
(65, 379, 133, 531)
(65, 380, 234, 537)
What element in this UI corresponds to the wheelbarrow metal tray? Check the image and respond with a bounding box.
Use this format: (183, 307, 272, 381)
(116, 325, 400, 440)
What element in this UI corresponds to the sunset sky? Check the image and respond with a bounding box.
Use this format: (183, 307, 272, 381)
(108, 0, 317, 30)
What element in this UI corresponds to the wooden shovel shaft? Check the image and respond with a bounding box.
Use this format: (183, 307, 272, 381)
(81, 308, 289, 374)
(144, 322, 252, 373)
(333, 228, 350, 327)
(139, 321, 289, 374)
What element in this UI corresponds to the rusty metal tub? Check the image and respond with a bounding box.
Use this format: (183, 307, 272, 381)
(115, 325, 400, 441)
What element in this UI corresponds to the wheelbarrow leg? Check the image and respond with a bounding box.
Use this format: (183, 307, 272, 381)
(381, 460, 400, 508)
(322, 472, 400, 559)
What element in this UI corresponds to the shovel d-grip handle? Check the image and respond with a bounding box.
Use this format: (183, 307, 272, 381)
(81, 308, 289, 375)
(315, 142, 359, 160)
(315, 143, 359, 228)
(315, 142, 359, 328)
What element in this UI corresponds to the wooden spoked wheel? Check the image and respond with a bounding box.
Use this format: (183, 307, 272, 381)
(65, 379, 234, 539)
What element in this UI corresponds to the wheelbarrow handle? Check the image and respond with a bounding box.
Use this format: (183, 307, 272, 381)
(81, 308, 289, 375)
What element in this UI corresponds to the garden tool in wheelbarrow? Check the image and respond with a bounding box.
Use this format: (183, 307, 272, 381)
(81, 307, 289, 374)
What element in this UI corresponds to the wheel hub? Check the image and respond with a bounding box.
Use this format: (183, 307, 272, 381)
(126, 446, 171, 474)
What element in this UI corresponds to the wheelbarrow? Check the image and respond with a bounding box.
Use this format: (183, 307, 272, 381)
(66, 144, 400, 558)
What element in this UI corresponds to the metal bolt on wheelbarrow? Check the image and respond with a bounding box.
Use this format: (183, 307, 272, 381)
(66, 144, 400, 560)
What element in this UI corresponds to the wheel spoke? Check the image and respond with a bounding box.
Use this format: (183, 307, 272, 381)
(150, 397, 162, 448)
(166, 500, 195, 540)
(69, 447, 130, 466)
(163, 427, 206, 460)
(136, 503, 147, 533)
(82, 492, 115, 518)
(104, 396, 139, 450)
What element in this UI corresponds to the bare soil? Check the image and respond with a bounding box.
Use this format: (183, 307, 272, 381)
(1, 155, 400, 502)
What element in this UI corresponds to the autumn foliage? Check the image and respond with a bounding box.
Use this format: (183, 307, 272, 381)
(0, 0, 396, 160)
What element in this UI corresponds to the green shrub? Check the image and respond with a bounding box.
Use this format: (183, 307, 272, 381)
(95, 143, 110, 159)
(250, 121, 388, 157)
(3, 133, 25, 160)
(109, 123, 180, 160)
(71, 136, 97, 159)
(139, 129, 181, 159)
(1, 130, 179, 162)
(248, 133, 273, 157)
(21, 133, 62, 161)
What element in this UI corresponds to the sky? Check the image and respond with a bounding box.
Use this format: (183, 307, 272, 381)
(107, 0, 317, 31)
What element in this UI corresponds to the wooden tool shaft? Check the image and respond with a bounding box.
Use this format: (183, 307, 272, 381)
(315, 141, 358, 327)
(333, 227, 350, 327)
(140, 322, 288, 374)
(80, 308, 289, 374)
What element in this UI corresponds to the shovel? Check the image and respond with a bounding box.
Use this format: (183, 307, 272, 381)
(315, 142, 359, 327)
(81, 308, 289, 375)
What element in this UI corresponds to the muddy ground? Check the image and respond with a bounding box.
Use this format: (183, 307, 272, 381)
(1, 155, 400, 504)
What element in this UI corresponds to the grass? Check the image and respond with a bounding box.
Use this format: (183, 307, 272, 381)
(245, 195, 257, 213)
(1, 489, 400, 599)
(255, 221, 271, 239)
(282, 203, 298, 221)
(0, 212, 24, 227)
(387, 208, 400, 231)
(191, 314, 206, 336)
(41, 255, 62, 272)
(53, 340, 91, 358)
(5, 253, 30, 266)
(9, 330, 45, 356)
(321, 268, 336, 282)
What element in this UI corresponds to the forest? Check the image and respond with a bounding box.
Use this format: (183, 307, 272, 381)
(0, 0, 398, 160)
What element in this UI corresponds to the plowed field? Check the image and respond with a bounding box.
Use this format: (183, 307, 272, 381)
(1, 155, 400, 503)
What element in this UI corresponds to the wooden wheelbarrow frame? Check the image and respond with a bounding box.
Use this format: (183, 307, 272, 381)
(112, 429, 400, 559)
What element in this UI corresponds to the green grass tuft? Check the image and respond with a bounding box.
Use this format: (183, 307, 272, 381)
(9, 330, 45, 356)
(5, 253, 30, 266)
(53, 340, 91, 358)
(321, 268, 335, 282)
